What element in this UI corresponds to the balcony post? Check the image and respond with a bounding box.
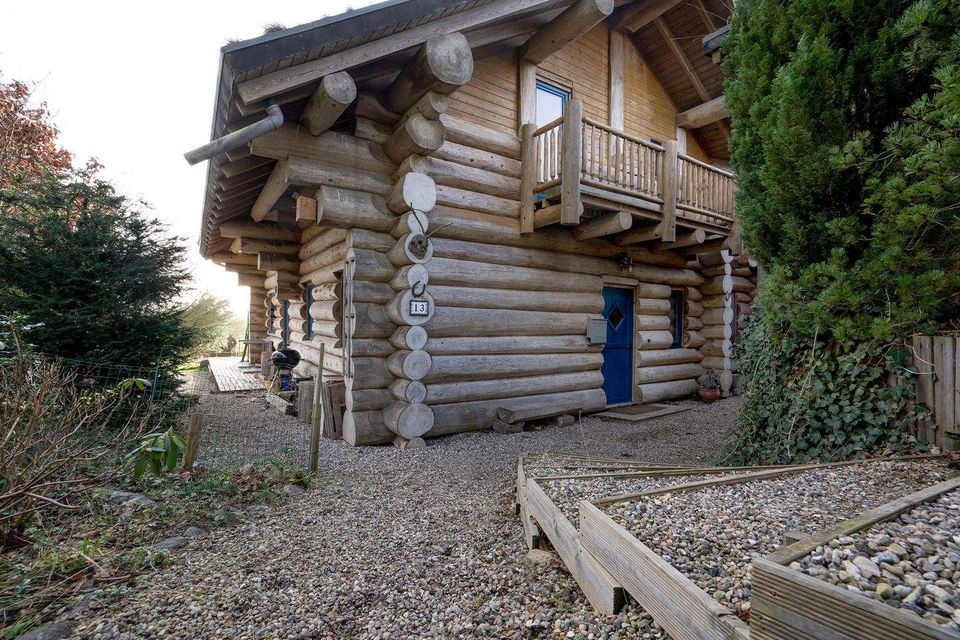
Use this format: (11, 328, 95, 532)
(519, 123, 536, 234)
(560, 99, 583, 225)
(660, 139, 678, 242)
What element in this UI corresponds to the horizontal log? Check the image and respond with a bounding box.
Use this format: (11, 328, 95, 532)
(348, 302, 395, 338)
(429, 307, 596, 337)
(636, 348, 703, 366)
(300, 228, 348, 260)
(637, 331, 675, 350)
(434, 140, 521, 178)
(318, 186, 394, 232)
(382, 401, 435, 439)
(406, 154, 520, 200)
(427, 257, 603, 293)
(636, 363, 705, 385)
(425, 335, 597, 355)
(426, 370, 602, 405)
(637, 283, 672, 299)
(351, 357, 393, 390)
(637, 379, 698, 403)
(439, 113, 520, 160)
(636, 314, 670, 331)
(250, 125, 394, 175)
(423, 353, 602, 383)
(636, 298, 671, 315)
(435, 184, 520, 218)
(219, 221, 301, 243)
(428, 286, 603, 313)
(685, 330, 706, 349)
(489, 389, 607, 428)
(287, 156, 391, 195)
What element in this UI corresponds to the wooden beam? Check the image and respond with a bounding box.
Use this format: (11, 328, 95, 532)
(520, 0, 614, 64)
(660, 139, 679, 242)
(650, 228, 705, 251)
(655, 18, 710, 102)
(386, 33, 474, 113)
(211, 252, 258, 266)
(519, 123, 537, 234)
(250, 159, 289, 222)
(676, 96, 729, 129)
(218, 221, 302, 243)
(300, 72, 357, 135)
(560, 99, 584, 225)
(692, 0, 718, 31)
(614, 221, 662, 246)
(230, 238, 301, 255)
(702, 24, 730, 57)
(613, 0, 681, 32)
(608, 30, 625, 130)
(295, 195, 318, 227)
(237, 0, 561, 104)
(573, 211, 632, 241)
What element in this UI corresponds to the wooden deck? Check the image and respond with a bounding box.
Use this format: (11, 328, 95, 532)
(208, 356, 262, 393)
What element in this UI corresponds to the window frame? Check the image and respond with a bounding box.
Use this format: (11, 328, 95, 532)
(268, 301, 276, 333)
(668, 289, 685, 349)
(305, 285, 315, 340)
(281, 300, 291, 346)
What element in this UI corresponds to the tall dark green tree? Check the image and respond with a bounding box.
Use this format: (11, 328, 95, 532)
(724, 0, 960, 462)
(0, 165, 199, 378)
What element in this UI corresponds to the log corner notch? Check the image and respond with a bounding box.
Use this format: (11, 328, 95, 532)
(300, 72, 358, 136)
(377, 33, 475, 447)
(519, 0, 614, 64)
(386, 32, 474, 114)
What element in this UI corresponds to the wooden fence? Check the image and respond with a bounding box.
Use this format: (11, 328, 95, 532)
(912, 334, 959, 451)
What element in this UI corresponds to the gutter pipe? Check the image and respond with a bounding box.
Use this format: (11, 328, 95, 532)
(184, 101, 284, 165)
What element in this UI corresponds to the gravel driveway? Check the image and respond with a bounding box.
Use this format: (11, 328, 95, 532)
(74, 399, 740, 640)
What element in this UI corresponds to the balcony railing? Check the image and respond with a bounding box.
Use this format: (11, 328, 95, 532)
(520, 99, 736, 243)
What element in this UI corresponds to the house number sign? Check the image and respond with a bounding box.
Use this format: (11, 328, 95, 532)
(409, 298, 430, 317)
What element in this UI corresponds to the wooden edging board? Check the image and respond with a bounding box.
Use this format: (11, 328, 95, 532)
(751, 475, 960, 640)
(579, 501, 749, 640)
(592, 453, 950, 507)
(534, 463, 794, 482)
(516, 457, 541, 551)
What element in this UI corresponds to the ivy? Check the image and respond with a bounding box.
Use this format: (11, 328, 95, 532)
(727, 313, 926, 465)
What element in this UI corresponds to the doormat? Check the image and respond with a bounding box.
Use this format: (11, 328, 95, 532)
(597, 403, 689, 423)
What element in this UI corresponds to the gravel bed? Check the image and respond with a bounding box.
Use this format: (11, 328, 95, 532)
(542, 473, 740, 526)
(67, 398, 739, 639)
(794, 487, 960, 630)
(607, 460, 956, 619)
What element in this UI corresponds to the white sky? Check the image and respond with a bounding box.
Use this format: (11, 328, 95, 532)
(0, 1, 374, 317)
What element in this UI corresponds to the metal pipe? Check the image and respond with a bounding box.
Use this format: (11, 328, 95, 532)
(184, 102, 284, 165)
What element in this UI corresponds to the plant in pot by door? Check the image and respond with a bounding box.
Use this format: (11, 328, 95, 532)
(697, 369, 721, 402)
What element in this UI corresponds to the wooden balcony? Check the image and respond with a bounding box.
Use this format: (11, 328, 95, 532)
(519, 99, 736, 248)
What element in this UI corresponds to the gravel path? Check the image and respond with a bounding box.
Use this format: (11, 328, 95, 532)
(72, 398, 740, 639)
(796, 487, 960, 630)
(607, 460, 957, 618)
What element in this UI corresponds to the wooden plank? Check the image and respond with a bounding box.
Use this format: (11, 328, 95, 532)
(753, 558, 958, 640)
(766, 474, 960, 566)
(250, 159, 289, 222)
(237, 0, 559, 104)
(580, 502, 747, 640)
(934, 335, 955, 437)
(516, 457, 542, 550)
(525, 479, 626, 615)
(914, 335, 935, 444)
(614, 0, 683, 32)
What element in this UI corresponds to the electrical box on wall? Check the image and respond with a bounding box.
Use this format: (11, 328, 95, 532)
(586, 317, 607, 345)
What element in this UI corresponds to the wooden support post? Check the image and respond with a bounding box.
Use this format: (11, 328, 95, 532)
(300, 72, 357, 135)
(560, 99, 583, 226)
(608, 30, 625, 131)
(520, 123, 536, 234)
(660, 139, 678, 242)
(181, 412, 201, 472)
(518, 60, 537, 129)
(309, 343, 325, 474)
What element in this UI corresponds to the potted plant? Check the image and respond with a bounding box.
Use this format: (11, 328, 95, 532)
(697, 369, 721, 402)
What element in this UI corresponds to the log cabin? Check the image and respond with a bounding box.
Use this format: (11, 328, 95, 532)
(187, 0, 758, 446)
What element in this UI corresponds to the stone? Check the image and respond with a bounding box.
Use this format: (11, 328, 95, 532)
(185, 526, 209, 540)
(108, 490, 155, 507)
(153, 537, 189, 552)
(282, 484, 305, 498)
(876, 583, 894, 600)
(524, 549, 555, 567)
(853, 556, 882, 580)
(15, 620, 78, 640)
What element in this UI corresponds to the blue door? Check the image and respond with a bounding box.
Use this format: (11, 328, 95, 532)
(601, 287, 634, 405)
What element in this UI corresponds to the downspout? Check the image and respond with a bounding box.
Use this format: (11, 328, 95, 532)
(183, 101, 284, 165)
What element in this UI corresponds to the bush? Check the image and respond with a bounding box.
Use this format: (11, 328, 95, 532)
(0, 333, 152, 546)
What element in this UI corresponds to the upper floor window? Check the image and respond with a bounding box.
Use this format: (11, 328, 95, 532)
(535, 80, 570, 127)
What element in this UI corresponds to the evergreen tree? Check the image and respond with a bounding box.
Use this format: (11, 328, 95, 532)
(0, 166, 199, 380)
(724, 0, 959, 462)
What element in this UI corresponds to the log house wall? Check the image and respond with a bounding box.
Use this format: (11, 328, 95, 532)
(245, 23, 753, 445)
